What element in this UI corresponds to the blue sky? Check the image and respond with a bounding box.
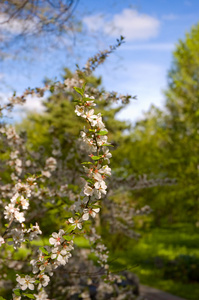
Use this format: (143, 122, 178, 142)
(0, 0, 199, 123)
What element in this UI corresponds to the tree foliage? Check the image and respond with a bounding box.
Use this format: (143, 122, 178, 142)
(114, 23, 199, 226)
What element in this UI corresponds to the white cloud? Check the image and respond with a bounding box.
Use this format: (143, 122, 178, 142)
(83, 14, 104, 32)
(84, 9, 160, 41)
(0, 93, 45, 122)
(0, 13, 37, 35)
(21, 95, 45, 113)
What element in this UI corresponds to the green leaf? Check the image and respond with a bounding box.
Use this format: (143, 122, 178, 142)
(50, 85, 54, 93)
(82, 97, 94, 102)
(23, 294, 35, 299)
(34, 280, 40, 284)
(81, 176, 94, 185)
(72, 99, 82, 103)
(82, 82, 87, 92)
(73, 87, 83, 96)
(91, 156, 102, 161)
(92, 204, 102, 209)
(63, 235, 73, 241)
(101, 144, 114, 147)
(0, 297, 6, 300)
(87, 179, 94, 184)
(81, 175, 89, 181)
(66, 224, 76, 233)
(81, 162, 93, 165)
(39, 247, 48, 255)
(13, 289, 21, 296)
(97, 130, 108, 136)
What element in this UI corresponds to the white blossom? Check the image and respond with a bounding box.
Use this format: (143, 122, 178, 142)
(0, 236, 5, 247)
(84, 184, 94, 196)
(11, 228, 25, 249)
(102, 148, 112, 163)
(4, 203, 17, 221)
(34, 290, 49, 300)
(16, 274, 35, 290)
(96, 134, 108, 146)
(15, 182, 31, 197)
(82, 207, 100, 221)
(28, 223, 42, 240)
(75, 105, 85, 116)
(68, 217, 82, 229)
(37, 274, 50, 289)
(20, 196, 29, 210)
(10, 151, 19, 159)
(94, 113, 105, 129)
(25, 160, 32, 167)
(7, 127, 18, 140)
(99, 165, 111, 176)
(49, 229, 65, 246)
(14, 210, 25, 223)
(83, 109, 96, 123)
(51, 247, 72, 265)
(85, 100, 96, 107)
(42, 170, 51, 178)
(94, 181, 107, 199)
(45, 157, 57, 171)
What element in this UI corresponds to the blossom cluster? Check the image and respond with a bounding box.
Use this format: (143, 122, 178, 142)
(3, 86, 113, 299)
(13, 229, 73, 299)
(3, 174, 38, 226)
(0, 42, 145, 299)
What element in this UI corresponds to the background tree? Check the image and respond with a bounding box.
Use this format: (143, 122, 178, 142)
(111, 22, 199, 227)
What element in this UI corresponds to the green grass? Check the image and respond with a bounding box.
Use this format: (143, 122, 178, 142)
(106, 223, 199, 300)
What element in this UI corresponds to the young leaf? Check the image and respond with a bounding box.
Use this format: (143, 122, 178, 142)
(81, 175, 89, 181)
(91, 156, 102, 161)
(66, 224, 76, 233)
(82, 97, 95, 102)
(101, 144, 114, 147)
(13, 289, 21, 296)
(92, 204, 102, 209)
(23, 294, 35, 299)
(63, 235, 73, 241)
(73, 87, 83, 96)
(39, 247, 48, 255)
(50, 85, 54, 93)
(72, 99, 82, 103)
(97, 130, 108, 136)
(87, 179, 94, 184)
(82, 82, 87, 93)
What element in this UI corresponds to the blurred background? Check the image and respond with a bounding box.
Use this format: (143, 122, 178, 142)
(1, 1, 199, 299)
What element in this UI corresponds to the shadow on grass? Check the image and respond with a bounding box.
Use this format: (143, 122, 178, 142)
(106, 223, 199, 300)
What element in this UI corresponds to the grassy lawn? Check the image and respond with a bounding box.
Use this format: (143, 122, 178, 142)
(105, 223, 199, 300)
